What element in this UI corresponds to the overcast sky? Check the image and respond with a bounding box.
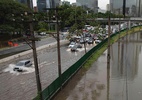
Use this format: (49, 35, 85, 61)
(33, 0, 109, 10)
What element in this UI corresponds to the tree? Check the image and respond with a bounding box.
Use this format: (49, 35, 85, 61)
(37, 21, 48, 32)
(0, 0, 30, 35)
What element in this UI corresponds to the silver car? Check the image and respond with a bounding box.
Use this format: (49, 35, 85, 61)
(68, 42, 76, 48)
(13, 60, 32, 72)
(71, 45, 78, 52)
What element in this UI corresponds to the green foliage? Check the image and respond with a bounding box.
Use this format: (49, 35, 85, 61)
(0, 25, 14, 32)
(0, 1, 127, 38)
(58, 5, 86, 31)
(69, 23, 77, 33)
(37, 21, 48, 31)
(38, 28, 47, 33)
(0, 0, 31, 34)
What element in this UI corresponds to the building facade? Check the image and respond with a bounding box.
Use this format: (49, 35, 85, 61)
(37, 0, 60, 12)
(76, 0, 98, 13)
(62, 1, 70, 5)
(72, 3, 77, 6)
(110, 0, 142, 17)
(17, 0, 33, 9)
(106, 4, 110, 11)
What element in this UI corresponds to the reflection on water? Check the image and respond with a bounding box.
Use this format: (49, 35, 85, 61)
(54, 32, 142, 100)
(111, 33, 142, 80)
(110, 32, 142, 100)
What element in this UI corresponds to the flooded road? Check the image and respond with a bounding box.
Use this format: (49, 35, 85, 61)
(0, 42, 95, 100)
(54, 32, 142, 100)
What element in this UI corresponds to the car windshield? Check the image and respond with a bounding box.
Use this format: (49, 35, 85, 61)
(16, 62, 25, 66)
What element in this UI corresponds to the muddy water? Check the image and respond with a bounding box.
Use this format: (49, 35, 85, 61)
(53, 32, 142, 100)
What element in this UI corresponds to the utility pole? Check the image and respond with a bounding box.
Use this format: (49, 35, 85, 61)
(123, 0, 126, 18)
(118, 9, 121, 69)
(81, 3, 87, 54)
(107, 15, 111, 100)
(44, 7, 62, 77)
(107, 16, 111, 70)
(56, 8, 62, 77)
(83, 31, 87, 53)
(27, 0, 42, 99)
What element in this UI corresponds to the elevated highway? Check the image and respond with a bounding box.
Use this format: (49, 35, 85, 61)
(87, 17, 142, 22)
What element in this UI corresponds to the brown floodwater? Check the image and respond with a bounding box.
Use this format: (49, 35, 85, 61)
(53, 32, 142, 100)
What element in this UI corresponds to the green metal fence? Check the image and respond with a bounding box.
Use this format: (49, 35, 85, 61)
(34, 25, 142, 100)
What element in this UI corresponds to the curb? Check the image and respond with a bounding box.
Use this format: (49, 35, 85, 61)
(0, 40, 69, 64)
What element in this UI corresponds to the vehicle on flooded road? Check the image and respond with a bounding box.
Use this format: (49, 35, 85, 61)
(88, 38, 94, 44)
(70, 45, 78, 52)
(13, 60, 32, 72)
(95, 39, 101, 44)
(68, 42, 76, 48)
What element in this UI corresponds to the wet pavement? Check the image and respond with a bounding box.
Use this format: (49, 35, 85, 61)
(0, 37, 56, 59)
(53, 50, 108, 100)
(0, 42, 95, 100)
(53, 32, 142, 100)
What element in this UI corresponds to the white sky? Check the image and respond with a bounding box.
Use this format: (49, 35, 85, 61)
(33, 0, 109, 10)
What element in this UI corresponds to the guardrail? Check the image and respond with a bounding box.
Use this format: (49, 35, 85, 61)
(33, 25, 142, 100)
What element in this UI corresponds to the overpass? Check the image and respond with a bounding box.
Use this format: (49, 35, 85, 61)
(87, 17, 142, 22)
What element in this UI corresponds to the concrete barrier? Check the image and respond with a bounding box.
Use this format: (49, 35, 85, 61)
(0, 40, 69, 64)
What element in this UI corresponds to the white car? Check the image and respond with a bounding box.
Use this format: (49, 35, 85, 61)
(95, 39, 101, 44)
(70, 45, 78, 52)
(13, 60, 32, 72)
(38, 32, 46, 36)
(68, 42, 76, 48)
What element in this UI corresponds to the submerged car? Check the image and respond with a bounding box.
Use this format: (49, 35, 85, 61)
(88, 38, 94, 44)
(80, 38, 86, 44)
(71, 45, 78, 52)
(68, 42, 76, 48)
(38, 32, 46, 36)
(95, 39, 101, 44)
(13, 60, 32, 72)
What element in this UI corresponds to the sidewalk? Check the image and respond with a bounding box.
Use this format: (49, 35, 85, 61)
(0, 40, 69, 64)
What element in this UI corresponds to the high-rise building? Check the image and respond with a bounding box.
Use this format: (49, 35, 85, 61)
(110, 0, 142, 17)
(76, 0, 98, 13)
(62, 1, 70, 5)
(37, 0, 60, 12)
(106, 4, 110, 11)
(17, 0, 33, 9)
(37, 0, 48, 12)
(72, 3, 77, 6)
(136, 0, 142, 17)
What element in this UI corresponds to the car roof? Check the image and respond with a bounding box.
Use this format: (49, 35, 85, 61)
(19, 60, 30, 63)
